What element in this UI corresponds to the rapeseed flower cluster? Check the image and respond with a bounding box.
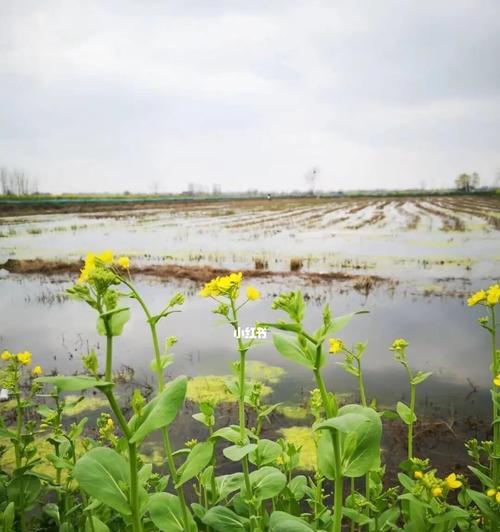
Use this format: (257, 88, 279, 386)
(199, 272, 243, 297)
(467, 284, 500, 307)
(413, 470, 462, 499)
(77, 250, 131, 284)
(1, 350, 32, 366)
(199, 272, 261, 302)
(98, 413, 117, 445)
(486, 487, 500, 504)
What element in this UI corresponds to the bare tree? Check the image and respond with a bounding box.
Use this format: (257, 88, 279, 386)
(0, 167, 38, 195)
(305, 167, 319, 195)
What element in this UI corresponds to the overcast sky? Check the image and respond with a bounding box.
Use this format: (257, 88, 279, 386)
(1, 1, 499, 193)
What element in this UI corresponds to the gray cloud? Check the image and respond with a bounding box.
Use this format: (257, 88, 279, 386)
(1, 0, 499, 193)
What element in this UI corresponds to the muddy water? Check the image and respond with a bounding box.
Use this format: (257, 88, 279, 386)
(0, 274, 492, 414)
(1, 199, 498, 281)
(1, 196, 498, 476)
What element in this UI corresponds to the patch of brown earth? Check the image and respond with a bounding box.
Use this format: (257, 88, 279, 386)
(0, 258, 386, 286)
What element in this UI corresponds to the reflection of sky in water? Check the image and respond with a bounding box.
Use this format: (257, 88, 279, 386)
(0, 275, 492, 418)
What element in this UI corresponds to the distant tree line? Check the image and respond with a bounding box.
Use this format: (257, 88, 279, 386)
(0, 167, 38, 195)
(455, 172, 480, 192)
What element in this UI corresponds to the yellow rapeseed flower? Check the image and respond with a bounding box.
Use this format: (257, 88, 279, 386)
(445, 473, 462, 489)
(414, 471, 423, 480)
(199, 272, 243, 297)
(329, 338, 344, 354)
(78, 253, 97, 283)
(117, 256, 130, 269)
(497, 492, 500, 504)
(467, 290, 487, 307)
(246, 286, 260, 301)
(432, 486, 443, 497)
(32, 365, 42, 376)
(486, 284, 500, 306)
(107, 418, 114, 428)
(99, 250, 114, 264)
(1, 350, 12, 361)
(17, 351, 32, 365)
(494, 374, 500, 387)
(200, 278, 216, 297)
(486, 488, 497, 497)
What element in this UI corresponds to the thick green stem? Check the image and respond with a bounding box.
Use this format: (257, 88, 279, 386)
(229, 298, 255, 531)
(127, 443, 142, 532)
(104, 325, 113, 382)
(314, 474, 323, 528)
(53, 393, 66, 523)
(122, 279, 191, 528)
(408, 383, 415, 460)
(102, 328, 141, 532)
(208, 425, 217, 505)
(313, 368, 343, 532)
(355, 358, 370, 516)
(105, 389, 142, 532)
(491, 306, 499, 489)
(350, 477, 355, 532)
(14, 380, 26, 532)
(403, 363, 415, 460)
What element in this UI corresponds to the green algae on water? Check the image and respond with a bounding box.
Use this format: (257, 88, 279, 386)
(279, 426, 317, 471)
(278, 404, 309, 420)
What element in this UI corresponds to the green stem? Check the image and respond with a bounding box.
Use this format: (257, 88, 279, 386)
(314, 474, 323, 528)
(408, 382, 416, 460)
(81, 492, 96, 532)
(209, 425, 217, 505)
(105, 324, 113, 382)
(105, 389, 142, 532)
(54, 393, 66, 523)
(356, 358, 370, 513)
(491, 306, 499, 489)
(229, 298, 255, 531)
(128, 443, 142, 532)
(357, 361, 367, 407)
(313, 368, 343, 532)
(14, 379, 26, 532)
(122, 279, 191, 528)
(403, 363, 415, 460)
(350, 477, 355, 532)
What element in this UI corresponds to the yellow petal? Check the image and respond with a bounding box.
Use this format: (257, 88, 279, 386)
(246, 286, 261, 301)
(117, 256, 130, 269)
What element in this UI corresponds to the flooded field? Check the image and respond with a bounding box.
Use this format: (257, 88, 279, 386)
(0, 273, 495, 478)
(1, 195, 498, 284)
(1, 195, 499, 478)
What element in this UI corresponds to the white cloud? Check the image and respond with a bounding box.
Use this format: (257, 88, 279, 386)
(1, 0, 499, 192)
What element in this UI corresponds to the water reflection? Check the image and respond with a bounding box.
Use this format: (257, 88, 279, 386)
(0, 274, 492, 420)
